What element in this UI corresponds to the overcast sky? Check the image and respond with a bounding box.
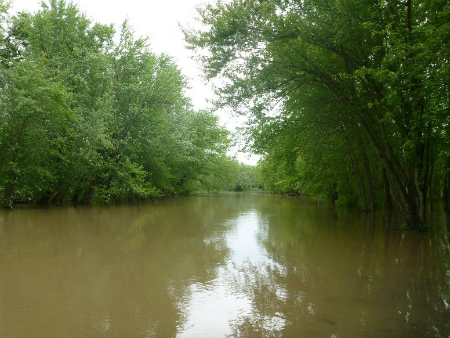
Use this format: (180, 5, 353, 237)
(11, 0, 259, 165)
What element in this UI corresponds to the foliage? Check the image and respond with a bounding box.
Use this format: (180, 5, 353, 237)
(0, 0, 242, 207)
(0, 58, 72, 206)
(229, 161, 260, 192)
(185, 0, 450, 229)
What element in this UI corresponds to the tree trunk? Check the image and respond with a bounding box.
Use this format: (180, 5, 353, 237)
(383, 169, 392, 211)
(352, 158, 367, 211)
(347, 140, 367, 211)
(80, 186, 95, 205)
(331, 182, 338, 204)
(360, 118, 422, 229)
(359, 143, 377, 211)
(385, 167, 420, 230)
(415, 168, 426, 222)
(72, 188, 82, 204)
(444, 169, 450, 213)
(3, 182, 14, 209)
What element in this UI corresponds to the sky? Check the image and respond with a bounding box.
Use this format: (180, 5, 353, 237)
(11, 0, 259, 165)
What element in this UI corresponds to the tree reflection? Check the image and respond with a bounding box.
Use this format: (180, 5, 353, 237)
(0, 195, 249, 337)
(226, 197, 450, 337)
(1, 194, 449, 337)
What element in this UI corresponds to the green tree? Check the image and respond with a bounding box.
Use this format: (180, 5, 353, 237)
(0, 58, 72, 207)
(185, 0, 450, 229)
(1, 0, 243, 206)
(170, 109, 232, 194)
(9, 0, 115, 204)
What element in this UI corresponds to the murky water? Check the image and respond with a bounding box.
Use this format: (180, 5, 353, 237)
(1, 193, 449, 337)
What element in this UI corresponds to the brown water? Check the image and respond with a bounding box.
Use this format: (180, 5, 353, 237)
(1, 193, 449, 337)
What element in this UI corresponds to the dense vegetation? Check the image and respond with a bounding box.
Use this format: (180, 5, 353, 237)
(185, 0, 449, 230)
(0, 0, 258, 208)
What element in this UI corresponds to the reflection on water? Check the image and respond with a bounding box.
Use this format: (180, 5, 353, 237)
(179, 211, 282, 337)
(0, 193, 449, 337)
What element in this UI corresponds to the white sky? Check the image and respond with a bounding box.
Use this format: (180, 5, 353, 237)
(11, 0, 259, 165)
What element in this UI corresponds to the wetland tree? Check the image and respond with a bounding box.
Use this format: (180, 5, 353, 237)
(185, 0, 450, 229)
(0, 0, 239, 206)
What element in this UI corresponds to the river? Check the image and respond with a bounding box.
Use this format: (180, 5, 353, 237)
(1, 193, 449, 337)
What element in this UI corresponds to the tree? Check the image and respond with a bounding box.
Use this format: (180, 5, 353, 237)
(168, 109, 233, 195)
(0, 0, 248, 207)
(185, 0, 450, 229)
(8, 0, 116, 204)
(0, 58, 72, 207)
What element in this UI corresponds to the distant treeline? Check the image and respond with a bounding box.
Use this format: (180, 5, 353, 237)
(0, 0, 259, 207)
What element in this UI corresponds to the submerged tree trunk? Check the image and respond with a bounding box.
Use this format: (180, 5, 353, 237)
(3, 182, 14, 209)
(444, 168, 450, 213)
(331, 182, 338, 204)
(71, 188, 82, 204)
(385, 167, 421, 230)
(349, 152, 367, 211)
(360, 118, 424, 230)
(428, 163, 435, 214)
(359, 142, 377, 211)
(382, 169, 392, 211)
(347, 138, 369, 211)
(80, 185, 95, 205)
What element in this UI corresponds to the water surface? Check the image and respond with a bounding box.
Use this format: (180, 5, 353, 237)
(1, 193, 449, 337)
